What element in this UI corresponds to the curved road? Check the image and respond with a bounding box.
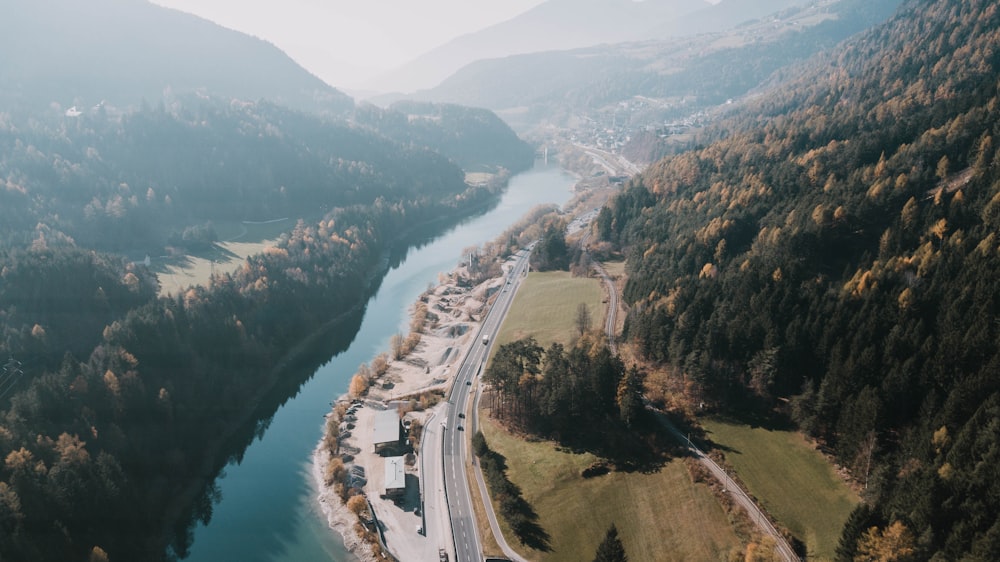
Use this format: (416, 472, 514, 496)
(646, 408, 799, 562)
(588, 243, 798, 561)
(582, 215, 797, 561)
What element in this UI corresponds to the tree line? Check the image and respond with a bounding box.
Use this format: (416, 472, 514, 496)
(0, 94, 532, 254)
(0, 168, 504, 561)
(483, 336, 663, 469)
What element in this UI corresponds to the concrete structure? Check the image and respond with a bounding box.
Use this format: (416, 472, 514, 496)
(372, 409, 403, 454)
(384, 456, 406, 498)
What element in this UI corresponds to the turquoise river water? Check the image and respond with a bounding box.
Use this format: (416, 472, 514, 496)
(183, 163, 576, 561)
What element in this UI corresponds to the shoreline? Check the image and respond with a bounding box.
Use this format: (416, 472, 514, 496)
(311, 259, 503, 561)
(309, 167, 615, 560)
(313, 446, 375, 561)
(155, 186, 514, 560)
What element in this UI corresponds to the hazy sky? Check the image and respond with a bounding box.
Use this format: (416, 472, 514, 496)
(152, 0, 547, 89)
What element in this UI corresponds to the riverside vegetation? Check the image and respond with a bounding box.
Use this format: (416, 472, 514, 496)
(0, 92, 532, 560)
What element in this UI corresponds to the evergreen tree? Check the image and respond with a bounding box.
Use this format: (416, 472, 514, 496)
(593, 523, 627, 562)
(616, 365, 645, 428)
(837, 503, 876, 562)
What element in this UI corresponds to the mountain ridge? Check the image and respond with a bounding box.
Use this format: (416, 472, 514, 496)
(365, 0, 709, 94)
(1, 0, 353, 114)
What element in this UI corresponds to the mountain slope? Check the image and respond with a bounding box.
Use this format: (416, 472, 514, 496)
(645, 0, 812, 38)
(0, 0, 353, 113)
(599, 0, 1000, 557)
(354, 101, 534, 172)
(408, 0, 900, 131)
(366, 0, 708, 93)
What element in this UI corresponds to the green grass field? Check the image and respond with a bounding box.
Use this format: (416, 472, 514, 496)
(495, 271, 604, 349)
(701, 419, 860, 561)
(481, 417, 742, 561)
(482, 270, 741, 560)
(154, 218, 294, 297)
(600, 260, 626, 279)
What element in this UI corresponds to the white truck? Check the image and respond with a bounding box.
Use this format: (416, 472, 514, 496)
(482, 334, 490, 345)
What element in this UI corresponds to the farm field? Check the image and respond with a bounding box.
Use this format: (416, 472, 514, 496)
(495, 270, 603, 349)
(153, 218, 292, 296)
(480, 417, 743, 561)
(702, 419, 860, 561)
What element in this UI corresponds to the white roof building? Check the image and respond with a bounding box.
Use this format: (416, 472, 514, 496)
(384, 456, 406, 497)
(372, 409, 402, 453)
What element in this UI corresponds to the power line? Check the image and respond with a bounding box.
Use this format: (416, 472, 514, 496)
(0, 356, 25, 401)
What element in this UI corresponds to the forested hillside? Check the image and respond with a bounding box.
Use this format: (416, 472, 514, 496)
(0, 173, 502, 561)
(353, 101, 534, 172)
(0, 95, 535, 254)
(598, 0, 1000, 558)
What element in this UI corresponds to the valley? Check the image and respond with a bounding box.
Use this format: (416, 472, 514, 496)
(2, 0, 999, 561)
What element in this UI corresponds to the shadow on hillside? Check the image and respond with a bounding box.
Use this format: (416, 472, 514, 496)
(479, 448, 552, 552)
(552, 411, 676, 474)
(715, 400, 797, 432)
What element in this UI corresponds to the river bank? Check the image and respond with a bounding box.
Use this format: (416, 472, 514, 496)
(181, 163, 581, 562)
(309, 165, 622, 561)
(313, 257, 505, 561)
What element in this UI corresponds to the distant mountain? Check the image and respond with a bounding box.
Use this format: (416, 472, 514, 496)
(0, 96, 474, 253)
(405, 0, 901, 132)
(644, 0, 813, 38)
(366, 0, 708, 94)
(0, 0, 353, 114)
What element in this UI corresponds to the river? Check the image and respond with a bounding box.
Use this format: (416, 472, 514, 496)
(183, 163, 576, 561)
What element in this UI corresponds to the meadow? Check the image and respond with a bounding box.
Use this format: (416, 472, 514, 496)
(702, 419, 860, 561)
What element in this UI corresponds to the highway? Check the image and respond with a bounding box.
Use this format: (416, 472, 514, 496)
(431, 212, 799, 562)
(438, 246, 534, 562)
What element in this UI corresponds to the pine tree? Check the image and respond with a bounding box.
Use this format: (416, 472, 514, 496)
(616, 365, 644, 428)
(593, 523, 627, 562)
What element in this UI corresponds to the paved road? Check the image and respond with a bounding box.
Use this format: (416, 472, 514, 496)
(438, 247, 534, 562)
(574, 143, 642, 177)
(418, 409, 453, 561)
(577, 215, 619, 353)
(588, 243, 798, 561)
(647, 408, 799, 562)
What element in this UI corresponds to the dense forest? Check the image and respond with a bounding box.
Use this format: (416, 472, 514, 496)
(0, 96, 501, 253)
(0, 75, 535, 562)
(597, 0, 1000, 558)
